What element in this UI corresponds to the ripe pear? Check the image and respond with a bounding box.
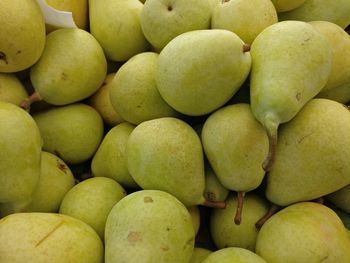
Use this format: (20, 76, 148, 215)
(278, 0, 350, 29)
(105, 190, 195, 263)
(110, 52, 178, 125)
(0, 73, 28, 106)
(202, 103, 268, 223)
(270, 0, 306, 12)
(266, 99, 350, 206)
(326, 185, 350, 214)
(187, 205, 201, 236)
(59, 177, 127, 239)
(317, 80, 350, 104)
(156, 29, 251, 116)
(0, 102, 42, 216)
(33, 103, 104, 164)
(190, 247, 212, 263)
(126, 117, 207, 207)
(140, 0, 212, 51)
(91, 122, 138, 189)
(204, 164, 229, 203)
(202, 247, 267, 263)
(211, 0, 278, 44)
(0, 212, 103, 263)
(255, 202, 350, 262)
(250, 20, 332, 171)
(27, 151, 75, 213)
(26, 28, 107, 107)
(89, 0, 149, 61)
(0, 0, 45, 72)
(210, 193, 269, 251)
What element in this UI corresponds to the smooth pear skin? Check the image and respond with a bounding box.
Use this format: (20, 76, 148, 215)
(105, 190, 195, 263)
(202, 247, 267, 263)
(190, 248, 212, 263)
(256, 202, 350, 263)
(326, 185, 350, 214)
(270, 0, 306, 12)
(0, 73, 28, 106)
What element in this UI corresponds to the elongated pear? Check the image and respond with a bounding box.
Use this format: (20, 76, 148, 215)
(0, 73, 28, 106)
(250, 21, 332, 171)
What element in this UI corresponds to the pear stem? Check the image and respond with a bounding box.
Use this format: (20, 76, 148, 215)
(262, 119, 279, 172)
(243, 43, 251, 52)
(234, 191, 245, 225)
(202, 199, 226, 209)
(255, 204, 281, 230)
(20, 91, 42, 110)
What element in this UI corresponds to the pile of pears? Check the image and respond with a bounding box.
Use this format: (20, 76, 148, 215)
(1, 0, 350, 262)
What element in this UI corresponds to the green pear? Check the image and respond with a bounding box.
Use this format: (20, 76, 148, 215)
(250, 20, 332, 171)
(270, 0, 306, 12)
(89, 0, 149, 61)
(0, 73, 28, 106)
(190, 247, 212, 263)
(140, 0, 212, 51)
(0, 102, 42, 216)
(105, 190, 195, 263)
(278, 0, 350, 29)
(309, 21, 350, 92)
(187, 205, 200, 236)
(110, 52, 178, 125)
(0, 0, 45, 72)
(0, 212, 103, 263)
(211, 0, 278, 44)
(202, 103, 268, 223)
(87, 73, 124, 126)
(59, 177, 127, 239)
(26, 28, 107, 108)
(156, 29, 251, 116)
(127, 117, 206, 207)
(266, 99, 350, 206)
(91, 122, 138, 189)
(317, 80, 350, 104)
(33, 103, 104, 164)
(27, 151, 75, 213)
(204, 164, 229, 203)
(202, 247, 267, 263)
(255, 202, 350, 262)
(326, 185, 350, 214)
(210, 193, 269, 251)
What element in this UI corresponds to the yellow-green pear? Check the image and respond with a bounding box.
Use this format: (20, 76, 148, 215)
(110, 52, 178, 125)
(187, 205, 200, 236)
(266, 99, 350, 206)
(156, 29, 251, 116)
(0, 102, 42, 217)
(326, 185, 350, 214)
(0, 212, 103, 263)
(278, 0, 350, 29)
(211, 0, 278, 44)
(89, 0, 149, 62)
(0, 73, 28, 106)
(0, 0, 46, 72)
(202, 247, 267, 263)
(250, 20, 332, 171)
(204, 164, 229, 203)
(27, 151, 75, 213)
(105, 190, 195, 263)
(190, 247, 212, 263)
(256, 202, 350, 262)
(91, 122, 138, 189)
(33, 103, 104, 164)
(140, 0, 213, 51)
(317, 80, 350, 104)
(26, 28, 107, 107)
(59, 177, 127, 239)
(210, 193, 269, 251)
(270, 0, 306, 12)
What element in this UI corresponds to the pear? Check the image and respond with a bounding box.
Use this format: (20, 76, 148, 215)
(105, 190, 195, 263)
(0, 102, 42, 216)
(24, 28, 107, 108)
(156, 29, 251, 116)
(317, 80, 350, 104)
(0, 0, 45, 72)
(255, 202, 350, 262)
(140, 0, 212, 51)
(109, 52, 178, 125)
(204, 164, 230, 203)
(270, 0, 306, 12)
(202, 247, 267, 263)
(202, 103, 268, 223)
(0, 212, 103, 263)
(190, 247, 212, 263)
(59, 177, 127, 239)
(278, 0, 350, 29)
(89, 0, 149, 61)
(211, 0, 278, 44)
(326, 185, 350, 214)
(27, 151, 75, 213)
(33, 103, 104, 165)
(91, 122, 138, 189)
(250, 20, 332, 171)
(210, 193, 269, 251)
(87, 73, 124, 126)
(187, 205, 201, 236)
(0, 73, 28, 106)
(266, 99, 350, 206)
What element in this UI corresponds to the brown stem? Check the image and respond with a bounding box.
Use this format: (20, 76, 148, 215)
(202, 199, 226, 209)
(255, 204, 281, 230)
(20, 91, 42, 110)
(243, 43, 251, 52)
(234, 191, 245, 225)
